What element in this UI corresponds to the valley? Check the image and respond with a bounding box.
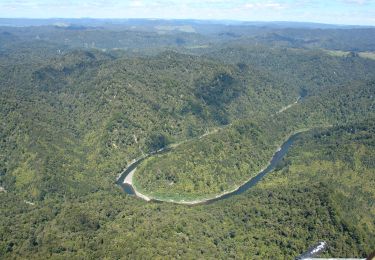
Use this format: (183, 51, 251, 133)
(0, 19, 374, 259)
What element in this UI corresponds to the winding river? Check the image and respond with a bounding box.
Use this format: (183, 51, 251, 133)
(116, 132, 302, 205)
(116, 92, 310, 204)
(206, 132, 300, 204)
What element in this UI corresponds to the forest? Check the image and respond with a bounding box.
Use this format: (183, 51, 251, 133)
(0, 20, 374, 259)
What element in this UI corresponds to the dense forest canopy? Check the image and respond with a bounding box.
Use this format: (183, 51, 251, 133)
(0, 19, 374, 259)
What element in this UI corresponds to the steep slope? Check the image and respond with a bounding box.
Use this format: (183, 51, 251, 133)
(0, 30, 374, 259)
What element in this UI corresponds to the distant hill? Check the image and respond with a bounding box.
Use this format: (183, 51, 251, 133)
(0, 22, 374, 259)
(0, 18, 373, 28)
(1, 19, 374, 52)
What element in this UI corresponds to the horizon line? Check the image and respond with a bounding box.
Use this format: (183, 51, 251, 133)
(0, 17, 374, 27)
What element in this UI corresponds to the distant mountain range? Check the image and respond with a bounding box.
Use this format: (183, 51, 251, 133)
(0, 18, 373, 29)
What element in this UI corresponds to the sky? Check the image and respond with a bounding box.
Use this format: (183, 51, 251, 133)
(0, 0, 374, 25)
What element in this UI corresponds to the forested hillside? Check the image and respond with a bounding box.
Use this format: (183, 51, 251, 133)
(0, 21, 374, 259)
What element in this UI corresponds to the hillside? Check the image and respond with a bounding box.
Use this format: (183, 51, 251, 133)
(0, 23, 374, 258)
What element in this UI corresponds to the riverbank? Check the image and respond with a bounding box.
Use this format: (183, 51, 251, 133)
(124, 168, 151, 201)
(123, 128, 316, 205)
(115, 89, 328, 205)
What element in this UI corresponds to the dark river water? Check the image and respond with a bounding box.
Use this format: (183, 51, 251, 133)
(116, 133, 301, 204)
(206, 133, 300, 204)
(116, 157, 144, 196)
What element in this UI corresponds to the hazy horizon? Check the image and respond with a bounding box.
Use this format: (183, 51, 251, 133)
(0, 17, 373, 27)
(0, 0, 374, 26)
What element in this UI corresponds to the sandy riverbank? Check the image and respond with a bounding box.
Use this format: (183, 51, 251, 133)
(124, 168, 151, 201)
(124, 127, 320, 205)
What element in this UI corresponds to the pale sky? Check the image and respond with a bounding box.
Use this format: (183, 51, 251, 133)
(0, 0, 374, 25)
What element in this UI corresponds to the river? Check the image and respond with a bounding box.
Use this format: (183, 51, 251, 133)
(116, 132, 301, 205)
(116, 92, 309, 204)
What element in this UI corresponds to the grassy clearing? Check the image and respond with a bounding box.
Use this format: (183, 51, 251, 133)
(359, 52, 375, 60)
(323, 49, 350, 57)
(323, 49, 375, 60)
